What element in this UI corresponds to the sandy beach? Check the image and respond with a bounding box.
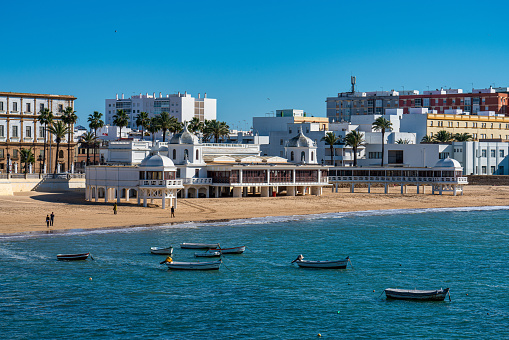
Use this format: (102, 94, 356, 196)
(0, 185, 508, 235)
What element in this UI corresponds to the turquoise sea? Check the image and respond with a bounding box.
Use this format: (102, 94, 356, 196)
(1, 207, 508, 339)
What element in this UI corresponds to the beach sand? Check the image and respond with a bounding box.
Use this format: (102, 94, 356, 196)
(1, 185, 508, 235)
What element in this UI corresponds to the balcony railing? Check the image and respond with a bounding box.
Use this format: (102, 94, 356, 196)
(140, 179, 183, 187)
(182, 178, 213, 185)
(328, 176, 468, 184)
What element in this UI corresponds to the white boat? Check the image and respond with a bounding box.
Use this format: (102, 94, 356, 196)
(150, 247, 173, 255)
(194, 251, 221, 257)
(384, 288, 450, 301)
(164, 260, 222, 270)
(180, 243, 219, 249)
(213, 246, 246, 254)
(291, 255, 350, 269)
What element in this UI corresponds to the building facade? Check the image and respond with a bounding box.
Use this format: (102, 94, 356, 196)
(0, 92, 76, 174)
(105, 92, 216, 130)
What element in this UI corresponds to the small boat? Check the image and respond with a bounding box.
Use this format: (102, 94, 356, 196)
(194, 251, 222, 258)
(213, 246, 246, 254)
(57, 253, 90, 261)
(291, 255, 350, 269)
(163, 260, 222, 270)
(150, 247, 173, 255)
(384, 288, 450, 301)
(180, 243, 219, 249)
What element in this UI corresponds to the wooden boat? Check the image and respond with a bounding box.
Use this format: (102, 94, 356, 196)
(384, 288, 450, 301)
(57, 253, 90, 261)
(213, 246, 246, 254)
(180, 243, 219, 249)
(164, 260, 222, 270)
(150, 247, 173, 255)
(291, 255, 350, 269)
(194, 251, 221, 257)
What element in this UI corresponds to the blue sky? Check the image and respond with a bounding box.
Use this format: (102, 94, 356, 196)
(3, 1, 509, 130)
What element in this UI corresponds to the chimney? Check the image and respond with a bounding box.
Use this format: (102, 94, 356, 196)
(153, 92, 155, 98)
(116, 93, 118, 100)
(198, 93, 201, 99)
(146, 92, 148, 97)
(159, 92, 162, 98)
(184, 91, 187, 96)
(178, 91, 181, 96)
(204, 92, 207, 98)
(122, 93, 124, 99)
(139, 93, 142, 97)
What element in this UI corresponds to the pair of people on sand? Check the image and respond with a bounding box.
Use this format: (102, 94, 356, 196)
(45, 212, 55, 228)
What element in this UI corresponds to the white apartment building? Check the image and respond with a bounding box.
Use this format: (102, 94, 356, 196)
(105, 91, 216, 130)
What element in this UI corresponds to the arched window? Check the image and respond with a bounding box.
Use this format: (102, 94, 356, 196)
(59, 150, 64, 158)
(301, 151, 305, 162)
(290, 151, 294, 161)
(311, 152, 314, 161)
(196, 149, 199, 160)
(184, 149, 189, 160)
(172, 149, 176, 159)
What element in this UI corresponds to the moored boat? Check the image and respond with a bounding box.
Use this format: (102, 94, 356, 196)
(384, 288, 450, 301)
(150, 247, 173, 255)
(194, 251, 222, 257)
(213, 246, 246, 254)
(180, 243, 219, 249)
(291, 255, 350, 269)
(163, 259, 222, 270)
(57, 253, 90, 261)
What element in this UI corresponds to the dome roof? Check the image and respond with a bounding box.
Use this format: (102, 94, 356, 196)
(434, 157, 461, 168)
(287, 129, 315, 148)
(158, 145, 168, 152)
(140, 153, 175, 168)
(169, 124, 199, 144)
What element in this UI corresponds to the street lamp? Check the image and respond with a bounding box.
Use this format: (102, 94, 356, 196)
(6, 153, 10, 174)
(38, 155, 43, 174)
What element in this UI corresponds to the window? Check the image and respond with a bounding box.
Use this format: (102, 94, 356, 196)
(172, 149, 176, 159)
(40, 103, 44, 111)
(290, 151, 294, 161)
(499, 166, 504, 174)
(196, 150, 199, 160)
(367, 99, 374, 106)
(280, 139, 283, 145)
(452, 99, 456, 104)
(301, 151, 305, 162)
(491, 166, 496, 174)
(375, 100, 382, 107)
(491, 150, 496, 157)
(423, 98, 430, 107)
(500, 150, 505, 157)
(176, 168, 180, 178)
(0, 125, 4, 137)
(369, 152, 382, 159)
(12, 126, 18, 137)
(59, 150, 64, 158)
(39, 126, 45, 138)
(13, 102, 18, 112)
(25, 126, 31, 138)
(289, 129, 292, 134)
(482, 149, 486, 157)
(430, 121, 433, 127)
(439, 152, 450, 159)
(195, 169, 199, 178)
(0, 149, 3, 158)
(0, 102, 3, 111)
(388, 150, 403, 164)
(184, 149, 189, 159)
(26, 103, 31, 112)
(13, 149, 18, 158)
(311, 152, 314, 162)
(367, 107, 374, 114)
(415, 98, 422, 106)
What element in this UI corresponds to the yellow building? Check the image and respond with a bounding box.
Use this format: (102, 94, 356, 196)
(426, 113, 509, 140)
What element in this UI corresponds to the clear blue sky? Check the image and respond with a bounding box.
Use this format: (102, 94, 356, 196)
(3, 0, 509, 130)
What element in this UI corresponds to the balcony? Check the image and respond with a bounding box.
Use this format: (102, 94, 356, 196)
(328, 176, 468, 185)
(182, 178, 213, 185)
(140, 179, 183, 188)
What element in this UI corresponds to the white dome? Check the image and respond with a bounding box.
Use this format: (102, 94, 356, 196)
(287, 129, 315, 148)
(140, 154, 174, 168)
(170, 125, 199, 144)
(434, 157, 461, 168)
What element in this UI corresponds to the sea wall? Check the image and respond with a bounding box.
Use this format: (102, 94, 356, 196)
(466, 175, 509, 186)
(0, 177, 86, 195)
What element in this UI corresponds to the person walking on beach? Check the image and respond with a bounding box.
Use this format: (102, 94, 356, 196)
(171, 206, 175, 218)
(113, 203, 117, 215)
(46, 215, 50, 228)
(50, 212, 54, 226)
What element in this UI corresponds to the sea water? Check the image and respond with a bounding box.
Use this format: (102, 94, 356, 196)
(0, 207, 508, 339)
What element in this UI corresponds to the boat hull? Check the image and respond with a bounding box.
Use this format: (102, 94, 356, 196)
(57, 253, 90, 261)
(150, 247, 173, 255)
(165, 260, 221, 270)
(213, 246, 246, 254)
(194, 251, 221, 257)
(385, 288, 450, 301)
(180, 243, 219, 249)
(295, 258, 349, 269)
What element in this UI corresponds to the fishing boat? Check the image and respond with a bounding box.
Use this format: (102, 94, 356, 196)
(57, 253, 90, 261)
(163, 260, 222, 270)
(150, 247, 173, 255)
(194, 250, 221, 257)
(291, 254, 350, 269)
(384, 288, 450, 301)
(180, 243, 219, 249)
(213, 246, 246, 254)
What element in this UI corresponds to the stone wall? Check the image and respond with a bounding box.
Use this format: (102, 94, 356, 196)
(466, 175, 509, 186)
(0, 177, 85, 195)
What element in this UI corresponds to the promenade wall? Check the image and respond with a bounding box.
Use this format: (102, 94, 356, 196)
(466, 175, 509, 186)
(0, 177, 85, 195)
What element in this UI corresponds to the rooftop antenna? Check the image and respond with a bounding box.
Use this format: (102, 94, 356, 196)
(351, 76, 356, 93)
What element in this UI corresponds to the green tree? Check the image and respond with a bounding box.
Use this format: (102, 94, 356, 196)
(321, 132, 341, 166)
(454, 132, 473, 142)
(156, 112, 182, 142)
(80, 132, 97, 166)
(421, 135, 434, 143)
(48, 121, 70, 173)
(433, 130, 453, 143)
(112, 109, 129, 140)
(188, 117, 205, 134)
(37, 108, 54, 173)
(372, 117, 393, 166)
(344, 130, 364, 167)
(61, 107, 78, 173)
(135, 111, 150, 139)
(396, 138, 410, 144)
(20, 148, 35, 174)
(204, 120, 230, 143)
(147, 117, 161, 144)
(88, 111, 104, 165)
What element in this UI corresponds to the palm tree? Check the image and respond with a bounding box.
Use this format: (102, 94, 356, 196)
(205, 120, 230, 143)
(188, 117, 205, 134)
(421, 135, 434, 143)
(454, 132, 473, 142)
(321, 132, 341, 166)
(61, 107, 78, 173)
(80, 132, 97, 166)
(433, 130, 453, 143)
(112, 109, 129, 140)
(147, 117, 161, 144)
(47, 121, 70, 173)
(156, 112, 180, 142)
(88, 111, 104, 165)
(396, 138, 410, 144)
(135, 111, 150, 139)
(37, 108, 54, 173)
(372, 117, 393, 166)
(344, 130, 364, 167)
(20, 148, 35, 174)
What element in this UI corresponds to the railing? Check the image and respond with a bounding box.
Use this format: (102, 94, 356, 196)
(328, 176, 468, 184)
(140, 179, 183, 187)
(202, 143, 253, 148)
(182, 178, 213, 185)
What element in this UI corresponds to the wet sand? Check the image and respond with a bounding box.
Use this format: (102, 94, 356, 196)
(1, 185, 508, 235)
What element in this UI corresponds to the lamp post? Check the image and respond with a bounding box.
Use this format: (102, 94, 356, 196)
(38, 155, 43, 174)
(6, 153, 10, 174)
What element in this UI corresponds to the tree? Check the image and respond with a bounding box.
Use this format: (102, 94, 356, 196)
(188, 117, 205, 134)
(396, 138, 410, 144)
(421, 135, 434, 143)
(48, 121, 70, 173)
(372, 117, 393, 166)
(146, 117, 161, 144)
(156, 112, 182, 142)
(80, 132, 97, 166)
(37, 108, 54, 173)
(20, 148, 35, 174)
(61, 107, 78, 173)
(204, 120, 230, 143)
(112, 109, 129, 140)
(135, 111, 150, 139)
(344, 130, 364, 167)
(88, 111, 104, 165)
(433, 130, 453, 143)
(321, 132, 341, 166)
(454, 132, 473, 142)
